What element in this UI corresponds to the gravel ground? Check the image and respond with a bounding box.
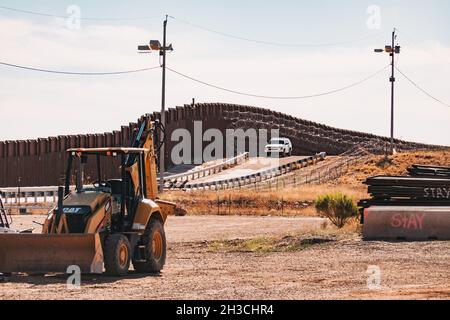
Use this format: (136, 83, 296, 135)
(1, 215, 450, 300)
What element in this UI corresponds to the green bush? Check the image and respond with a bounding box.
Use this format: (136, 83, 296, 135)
(315, 193, 358, 228)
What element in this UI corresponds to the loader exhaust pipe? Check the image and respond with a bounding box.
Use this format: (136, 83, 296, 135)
(57, 186, 64, 214)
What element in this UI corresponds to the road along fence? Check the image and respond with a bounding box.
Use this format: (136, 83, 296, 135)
(163, 152, 250, 189)
(246, 146, 372, 191)
(184, 152, 327, 191)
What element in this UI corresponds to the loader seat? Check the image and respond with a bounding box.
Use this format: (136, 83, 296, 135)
(107, 179, 123, 216)
(107, 179, 122, 196)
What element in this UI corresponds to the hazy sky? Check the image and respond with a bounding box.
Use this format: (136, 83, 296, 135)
(0, 0, 449, 145)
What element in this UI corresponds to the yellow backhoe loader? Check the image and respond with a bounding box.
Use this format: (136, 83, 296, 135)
(0, 119, 186, 276)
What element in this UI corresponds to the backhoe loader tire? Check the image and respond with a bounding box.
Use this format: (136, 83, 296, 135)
(104, 234, 131, 277)
(133, 219, 166, 274)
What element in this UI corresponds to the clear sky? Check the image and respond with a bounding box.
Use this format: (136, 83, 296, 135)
(0, 0, 449, 145)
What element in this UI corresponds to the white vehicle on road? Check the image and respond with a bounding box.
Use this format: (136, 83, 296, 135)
(265, 138, 293, 157)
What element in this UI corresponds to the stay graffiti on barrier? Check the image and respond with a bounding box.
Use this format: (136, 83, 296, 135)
(423, 187, 450, 200)
(390, 213, 426, 230)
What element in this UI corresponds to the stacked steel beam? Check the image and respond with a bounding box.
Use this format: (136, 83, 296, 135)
(407, 165, 450, 178)
(359, 165, 450, 241)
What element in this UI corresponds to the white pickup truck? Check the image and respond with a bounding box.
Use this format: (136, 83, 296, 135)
(265, 138, 293, 157)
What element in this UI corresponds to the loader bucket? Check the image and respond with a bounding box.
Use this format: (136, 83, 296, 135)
(0, 233, 104, 274)
(363, 206, 450, 241)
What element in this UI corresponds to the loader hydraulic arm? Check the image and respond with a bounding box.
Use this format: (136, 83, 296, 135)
(125, 119, 159, 200)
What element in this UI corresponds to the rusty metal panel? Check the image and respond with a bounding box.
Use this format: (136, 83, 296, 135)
(199, 105, 206, 118)
(217, 103, 224, 117)
(207, 104, 212, 115)
(86, 134, 94, 148)
(129, 123, 138, 139)
(26, 140, 31, 157)
(113, 131, 121, 146)
(95, 134, 104, 148)
(105, 132, 113, 147)
(185, 105, 193, 119)
(176, 106, 183, 120)
(17, 140, 25, 158)
(59, 136, 68, 153)
(122, 126, 131, 144)
(18, 141, 26, 157)
(78, 135, 86, 148)
(68, 135, 77, 148)
(168, 108, 174, 123)
(48, 137, 57, 153)
(6, 141, 16, 158)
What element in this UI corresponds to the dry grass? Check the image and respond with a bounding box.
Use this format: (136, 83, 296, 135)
(161, 150, 449, 218)
(337, 150, 450, 187)
(161, 184, 365, 217)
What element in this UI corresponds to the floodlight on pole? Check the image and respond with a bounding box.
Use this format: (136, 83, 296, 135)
(138, 15, 174, 193)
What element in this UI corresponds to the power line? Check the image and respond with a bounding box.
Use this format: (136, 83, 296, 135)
(395, 28, 437, 52)
(0, 5, 160, 21)
(1, 5, 381, 47)
(170, 16, 381, 48)
(167, 65, 389, 100)
(0, 61, 161, 75)
(395, 66, 450, 108)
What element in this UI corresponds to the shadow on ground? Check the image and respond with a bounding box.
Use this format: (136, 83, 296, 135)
(1, 271, 161, 286)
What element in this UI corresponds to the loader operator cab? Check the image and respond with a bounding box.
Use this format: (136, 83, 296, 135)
(64, 147, 154, 233)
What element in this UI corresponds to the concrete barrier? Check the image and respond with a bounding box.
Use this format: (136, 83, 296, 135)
(363, 206, 450, 241)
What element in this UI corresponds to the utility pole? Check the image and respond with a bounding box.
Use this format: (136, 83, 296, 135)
(159, 15, 168, 194)
(374, 28, 400, 155)
(138, 15, 173, 194)
(389, 28, 396, 155)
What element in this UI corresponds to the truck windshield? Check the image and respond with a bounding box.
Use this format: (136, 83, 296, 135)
(270, 139, 286, 145)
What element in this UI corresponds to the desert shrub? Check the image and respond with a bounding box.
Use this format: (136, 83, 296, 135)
(315, 193, 358, 228)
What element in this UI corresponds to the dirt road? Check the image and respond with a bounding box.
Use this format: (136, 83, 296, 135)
(1, 215, 450, 300)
